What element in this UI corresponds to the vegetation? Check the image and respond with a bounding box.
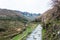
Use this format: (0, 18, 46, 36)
(34, 0, 60, 40)
(0, 9, 28, 40)
(0, 20, 26, 40)
(0, 8, 40, 40)
(12, 23, 38, 40)
(42, 29, 46, 40)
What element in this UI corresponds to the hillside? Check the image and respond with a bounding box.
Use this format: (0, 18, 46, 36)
(0, 9, 28, 22)
(36, 0, 60, 40)
(0, 8, 40, 40)
(0, 9, 29, 40)
(36, 8, 60, 40)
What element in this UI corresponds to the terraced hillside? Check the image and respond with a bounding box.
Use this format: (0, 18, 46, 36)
(0, 9, 40, 40)
(0, 9, 28, 40)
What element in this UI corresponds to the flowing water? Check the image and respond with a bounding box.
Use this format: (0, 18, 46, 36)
(26, 24, 42, 40)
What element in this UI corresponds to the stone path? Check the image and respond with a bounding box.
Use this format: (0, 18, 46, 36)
(26, 24, 42, 40)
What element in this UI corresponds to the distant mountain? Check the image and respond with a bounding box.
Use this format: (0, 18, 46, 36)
(22, 12, 40, 21)
(0, 8, 41, 22)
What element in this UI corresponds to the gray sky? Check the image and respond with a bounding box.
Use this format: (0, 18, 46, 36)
(0, 0, 51, 14)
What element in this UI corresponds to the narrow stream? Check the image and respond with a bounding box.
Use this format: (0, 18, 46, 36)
(26, 24, 42, 40)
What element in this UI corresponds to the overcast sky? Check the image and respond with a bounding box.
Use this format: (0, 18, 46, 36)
(0, 0, 51, 14)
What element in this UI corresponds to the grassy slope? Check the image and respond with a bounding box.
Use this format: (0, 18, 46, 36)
(12, 23, 38, 40)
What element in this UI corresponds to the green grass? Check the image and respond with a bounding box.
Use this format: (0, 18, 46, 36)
(12, 23, 38, 40)
(42, 29, 46, 40)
